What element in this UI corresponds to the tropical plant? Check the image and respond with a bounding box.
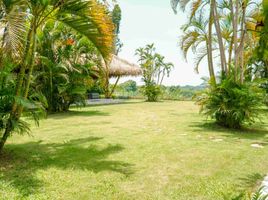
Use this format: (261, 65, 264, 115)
(249, 1, 268, 106)
(0, 0, 114, 151)
(195, 75, 263, 129)
(171, 0, 265, 128)
(135, 44, 173, 102)
(33, 23, 99, 112)
(251, 186, 268, 200)
(102, 3, 123, 98)
(171, 0, 261, 82)
(180, 13, 216, 83)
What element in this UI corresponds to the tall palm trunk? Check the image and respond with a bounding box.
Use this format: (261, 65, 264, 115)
(160, 71, 166, 86)
(228, 0, 235, 73)
(212, 0, 227, 75)
(17, 24, 37, 115)
(0, 27, 7, 89)
(239, 2, 246, 84)
(208, 1, 216, 84)
(12, 23, 35, 113)
(206, 42, 216, 84)
(233, 0, 239, 81)
(0, 19, 35, 152)
(228, 37, 234, 73)
(22, 26, 37, 99)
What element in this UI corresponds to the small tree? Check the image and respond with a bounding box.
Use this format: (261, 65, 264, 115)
(135, 44, 173, 102)
(121, 80, 137, 95)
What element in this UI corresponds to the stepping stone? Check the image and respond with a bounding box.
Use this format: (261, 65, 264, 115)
(251, 144, 264, 149)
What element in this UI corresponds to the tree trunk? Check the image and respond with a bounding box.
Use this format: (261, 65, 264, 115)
(233, 0, 239, 81)
(0, 27, 7, 89)
(228, 0, 235, 75)
(239, 2, 246, 84)
(22, 27, 37, 99)
(160, 71, 165, 86)
(11, 23, 34, 114)
(17, 23, 37, 116)
(208, 2, 216, 84)
(0, 18, 35, 151)
(0, 119, 12, 152)
(206, 42, 216, 84)
(212, 0, 227, 75)
(227, 36, 234, 74)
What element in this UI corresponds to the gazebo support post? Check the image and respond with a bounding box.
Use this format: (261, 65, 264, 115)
(109, 76, 121, 98)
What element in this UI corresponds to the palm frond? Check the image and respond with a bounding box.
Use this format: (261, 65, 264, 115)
(180, 30, 201, 59)
(0, 0, 28, 59)
(56, 0, 114, 60)
(194, 46, 208, 73)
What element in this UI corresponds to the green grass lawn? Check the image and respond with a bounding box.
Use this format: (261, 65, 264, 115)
(1, 100, 268, 200)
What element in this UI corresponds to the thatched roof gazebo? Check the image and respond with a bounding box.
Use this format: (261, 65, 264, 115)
(106, 55, 142, 97)
(109, 55, 142, 78)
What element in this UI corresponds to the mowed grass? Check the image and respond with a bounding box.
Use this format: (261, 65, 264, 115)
(1, 100, 268, 200)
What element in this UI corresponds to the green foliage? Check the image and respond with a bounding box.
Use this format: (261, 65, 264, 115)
(246, 1, 268, 107)
(160, 86, 181, 100)
(196, 77, 264, 129)
(119, 80, 137, 94)
(251, 187, 268, 200)
(112, 4, 123, 54)
(0, 0, 115, 150)
(114, 81, 205, 101)
(0, 62, 46, 137)
(141, 83, 161, 102)
(33, 23, 100, 112)
(135, 44, 173, 102)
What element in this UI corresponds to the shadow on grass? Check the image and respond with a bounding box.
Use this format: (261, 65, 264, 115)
(0, 137, 133, 198)
(49, 110, 110, 120)
(189, 120, 268, 141)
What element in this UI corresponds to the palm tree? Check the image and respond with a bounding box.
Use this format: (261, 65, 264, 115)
(0, 0, 114, 151)
(171, 0, 261, 83)
(171, 0, 227, 75)
(180, 14, 216, 83)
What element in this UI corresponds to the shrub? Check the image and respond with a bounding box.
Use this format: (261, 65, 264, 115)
(142, 83, 161, 102)
(260, 81, 268, 106)
(195, 77, 264, 129)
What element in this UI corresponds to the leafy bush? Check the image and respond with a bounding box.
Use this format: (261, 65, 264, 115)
(260, 81, 268, 106)
(195, 77, 264, 129)
(0, 83, 46, 138)
(141, 83, 161, 102)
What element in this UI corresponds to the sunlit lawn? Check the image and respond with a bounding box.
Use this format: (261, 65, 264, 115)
(1, 100, 268, 200)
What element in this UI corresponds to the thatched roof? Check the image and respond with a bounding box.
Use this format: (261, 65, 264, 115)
(109, 55, 142, 77)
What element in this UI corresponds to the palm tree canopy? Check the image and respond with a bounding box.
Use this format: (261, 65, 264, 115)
(0, 0, 115, 60)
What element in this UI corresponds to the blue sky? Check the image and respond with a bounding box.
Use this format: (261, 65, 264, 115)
(112, 0, 210, 86)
